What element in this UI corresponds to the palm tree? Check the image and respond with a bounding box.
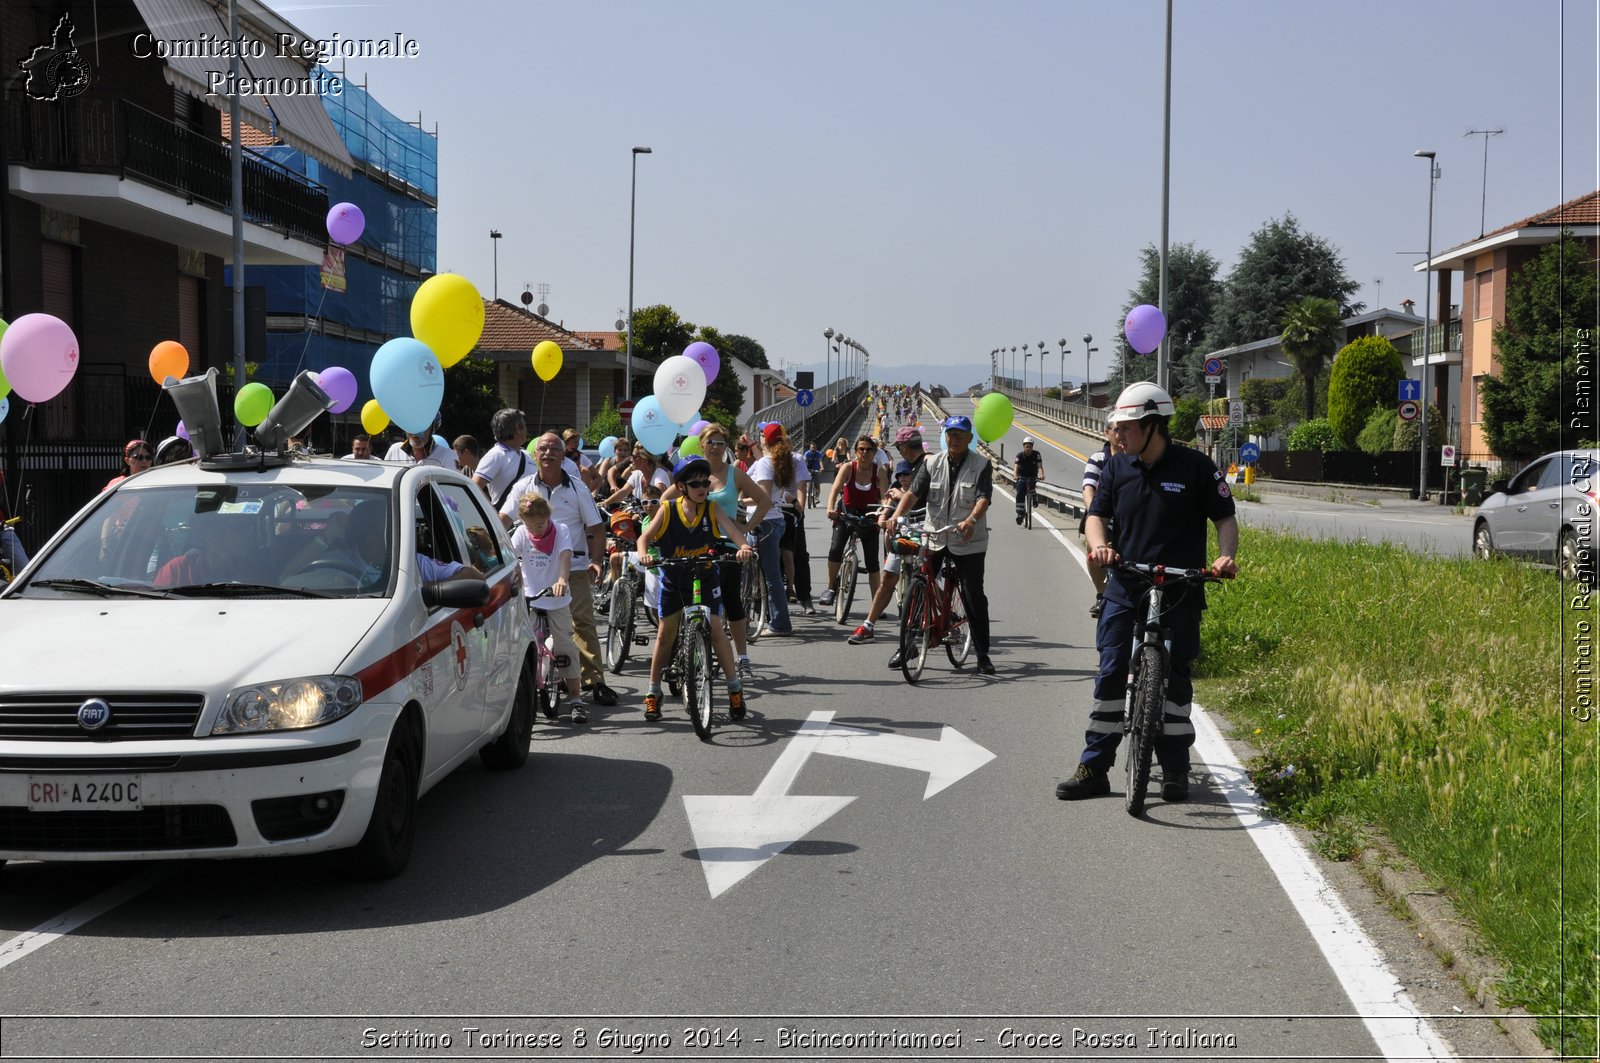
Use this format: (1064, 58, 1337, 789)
(1279, 296, 1343, 422)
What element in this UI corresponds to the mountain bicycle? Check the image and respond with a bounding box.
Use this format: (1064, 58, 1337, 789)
(894, 519, 972, 684)
(827, 510, 877, 625)
(646, 552, 742, 742)
(1017, 477, 1037, 529)
(1110, 560, 1233, 816)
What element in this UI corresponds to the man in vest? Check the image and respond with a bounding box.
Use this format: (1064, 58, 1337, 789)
(883, 414, 996, 675)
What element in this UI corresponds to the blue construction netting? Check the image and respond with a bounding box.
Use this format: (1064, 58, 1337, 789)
(321, 73, 437, 200)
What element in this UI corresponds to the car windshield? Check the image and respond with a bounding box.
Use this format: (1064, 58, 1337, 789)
(19, 483, 394, 599)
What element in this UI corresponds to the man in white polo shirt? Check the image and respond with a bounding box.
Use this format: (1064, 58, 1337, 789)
(499, 431, 616, 707)
(472, 408, 531, 508)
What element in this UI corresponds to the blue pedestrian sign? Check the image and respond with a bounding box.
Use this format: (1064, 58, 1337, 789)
(1239, 442, 1261, 464)
(1398, 379, 1421, 402)
(796, 389, 814, 408)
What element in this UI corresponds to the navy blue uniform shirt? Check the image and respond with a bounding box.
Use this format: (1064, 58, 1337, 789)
(1088, 442, 1234, 608)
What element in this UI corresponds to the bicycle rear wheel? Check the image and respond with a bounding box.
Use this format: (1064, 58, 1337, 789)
(605, 576, 636, 672)
(899, 577, 930, 684)
(1024, 488, 1034, 529)
(742, 559, 766, 642)
(685, 622, 715, 742)
(943, 583, 972, 667)
(1124, 643, 1167, 817)
(532, 614, 558, 719)
(834, 537, 858, 624)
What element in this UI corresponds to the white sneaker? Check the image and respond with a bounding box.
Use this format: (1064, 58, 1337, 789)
(737, 657, 754, 682)
(817, 589, 836, 606)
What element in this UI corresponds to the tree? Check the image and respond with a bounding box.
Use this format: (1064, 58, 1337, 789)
(1481, 233, 1600, 459)
(1171, 395, 1205, 442)
(1206, 213, 1363, 352)
(438, 354, 502, 440)
(582, 396, 625, 446)
(627, 304, 695, 398)
(1327, 335, 1404, 448)
(1287, 417, 1337, 452)
(1357, 407, 1399, 456)
(1280, 296, 1344, 422)
(1114, 242, 1221, 396)
(722, 332, 769, 370)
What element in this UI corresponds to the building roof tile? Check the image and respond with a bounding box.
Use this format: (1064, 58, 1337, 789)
(477, 299, 604, 352)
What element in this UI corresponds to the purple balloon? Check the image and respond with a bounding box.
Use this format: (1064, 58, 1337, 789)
(684, 340, 720, 383)
(1124, 304, 1167, 356)
(315, 365, 358, 413)
(176, 420, 189, 441)
(326, 202, 365, 245)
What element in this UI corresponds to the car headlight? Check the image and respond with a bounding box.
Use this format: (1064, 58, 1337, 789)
(212, 675, 364, 735)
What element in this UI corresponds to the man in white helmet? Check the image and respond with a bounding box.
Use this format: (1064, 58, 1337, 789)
(1055, 381, 1238, 803)
(1012, 437, 1044, 525)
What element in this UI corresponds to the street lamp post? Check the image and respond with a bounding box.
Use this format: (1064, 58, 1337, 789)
(1082, 333, 1093, 403)
(489, 229, 501, 302)
(823, 327, 834, 396)
(1037, 340, 1046, 393)
(624, 146, 653, 403)
(1058, 338, 1067, 398)
(1414, 148, 1439, 502)
(1010, 346, 1017, 389)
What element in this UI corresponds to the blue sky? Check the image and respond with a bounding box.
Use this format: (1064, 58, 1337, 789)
(285, 0, 1598, 391)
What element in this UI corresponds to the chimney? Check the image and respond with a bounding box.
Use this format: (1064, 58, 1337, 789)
(1400, 298, 1415, 314)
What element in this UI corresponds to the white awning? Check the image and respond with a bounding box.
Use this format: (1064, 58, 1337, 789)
(128, 0, 354, 176)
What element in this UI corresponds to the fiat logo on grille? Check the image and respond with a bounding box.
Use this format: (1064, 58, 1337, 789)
(76, 698, 112, 731)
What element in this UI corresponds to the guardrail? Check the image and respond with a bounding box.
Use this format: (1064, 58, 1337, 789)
(745, 377, 863, 441)
(990, 386, 1107, 434)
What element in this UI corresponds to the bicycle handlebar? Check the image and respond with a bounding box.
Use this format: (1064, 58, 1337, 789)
(1110, 560, 1235, 584)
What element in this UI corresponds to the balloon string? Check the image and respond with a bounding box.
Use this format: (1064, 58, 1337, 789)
(6, 402, 36, 526)
(291, 282, 333, 382)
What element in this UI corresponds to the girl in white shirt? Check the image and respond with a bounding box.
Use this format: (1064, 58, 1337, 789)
(510, 493, 585, 722)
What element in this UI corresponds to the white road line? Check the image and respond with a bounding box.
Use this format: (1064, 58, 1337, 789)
(1038, 515, 1457, 1062)
(0, 866, 173, 972)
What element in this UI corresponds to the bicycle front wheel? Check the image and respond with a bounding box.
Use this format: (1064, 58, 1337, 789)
(899, 577, 930, 684)
(1124, 643, 1168, 817)
(835, 537, 858, 624)
(1024, 488, 1034, 529)
(532, 614, 558, 719)
(685, 621, 715, 742)
(944, 582, 972, 667)
(605, 576, 636, 672)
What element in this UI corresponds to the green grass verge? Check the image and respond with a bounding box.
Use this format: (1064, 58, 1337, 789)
(1194, 527, 1597, 1057)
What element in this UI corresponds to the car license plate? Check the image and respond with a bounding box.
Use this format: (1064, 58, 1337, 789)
(27, 775, 143, 812)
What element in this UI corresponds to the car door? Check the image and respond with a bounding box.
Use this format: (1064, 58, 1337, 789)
(1522, 457, 1570, 560)
(433, 479, 522, 727)
(1492, 458, 1553, 555)
(411, 480, 487, 769)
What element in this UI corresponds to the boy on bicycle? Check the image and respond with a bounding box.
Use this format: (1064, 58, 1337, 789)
(511, 494, 586, 722)
(636, 457, 754, 722)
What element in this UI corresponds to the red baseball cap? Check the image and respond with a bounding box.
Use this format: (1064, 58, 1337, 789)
(761, 423, 785, 444)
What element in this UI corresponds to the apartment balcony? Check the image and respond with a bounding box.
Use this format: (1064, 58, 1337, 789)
(1396, 318, 1463, 367)
(5, 91, 327, 266)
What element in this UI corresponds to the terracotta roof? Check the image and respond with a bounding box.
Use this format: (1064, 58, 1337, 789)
(1483, 189, 1600, 239)
(219, 113, 279, 148)
(477, 299, 604, 352)
(1199, 414, 1231, 430)
(572, 331, 623, 351)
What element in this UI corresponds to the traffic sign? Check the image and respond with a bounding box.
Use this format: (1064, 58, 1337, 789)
(1441, 445, 1457, 466)
(1204, 357, 1224, 377)
(617, 399, 636, 418)
(1205, 374, 1223, 386)
(1398, 379, 1421, 402)
(796, 389, 814, 408)
(1228, 400, 1245, 427)
(1398, 400, 1419, 422)
(1239, 442, 1261, 464)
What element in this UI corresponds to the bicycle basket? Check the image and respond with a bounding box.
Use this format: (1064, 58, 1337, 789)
(891, 534, 922, 556)
(609, 511, 642, 543)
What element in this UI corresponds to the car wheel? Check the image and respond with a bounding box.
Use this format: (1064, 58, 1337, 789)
(480, 658, 535, 770)
(1473, 520, 1495, 561)
(343, 718, 420, 880)
(1561, 528, 1594, 584)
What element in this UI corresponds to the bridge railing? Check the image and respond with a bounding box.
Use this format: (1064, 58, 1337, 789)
(745, 377, 864, 442)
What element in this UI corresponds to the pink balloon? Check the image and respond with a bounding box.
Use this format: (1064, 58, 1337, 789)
(0, 313, 79, 403)
(1124, 304, 1167, 356)
(684, 340, 720, 382)
(315, 365, 358, 413)
(326, 202, 365, 245)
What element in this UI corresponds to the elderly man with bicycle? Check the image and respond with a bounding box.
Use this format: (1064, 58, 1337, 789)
(883, 414, 996, 676)
(1056, 382, 1238, 804)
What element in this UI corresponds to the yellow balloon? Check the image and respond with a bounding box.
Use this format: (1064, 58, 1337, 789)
(532, 340, 563, 382)
(410, 273, 484, 368)
(361, 398, 390, 435)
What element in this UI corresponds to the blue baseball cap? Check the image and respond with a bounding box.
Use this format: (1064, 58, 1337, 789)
(893, 460, 916, 478)
(942, 415, 973, 434)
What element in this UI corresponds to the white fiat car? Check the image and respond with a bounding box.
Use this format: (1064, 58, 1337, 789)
(0, 451, 535, 878)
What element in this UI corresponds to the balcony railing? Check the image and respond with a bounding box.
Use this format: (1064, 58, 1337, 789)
(1397, 318, 1463, 358)
(5, 91, 328, 244)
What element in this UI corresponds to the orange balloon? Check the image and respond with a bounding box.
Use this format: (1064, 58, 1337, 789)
(149, 340, 189, 384)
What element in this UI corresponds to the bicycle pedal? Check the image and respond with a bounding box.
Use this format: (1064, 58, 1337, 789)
(633, 635, 649, 646)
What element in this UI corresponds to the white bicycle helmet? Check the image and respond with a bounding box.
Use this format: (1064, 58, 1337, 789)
(1107, 381, 1175, 424)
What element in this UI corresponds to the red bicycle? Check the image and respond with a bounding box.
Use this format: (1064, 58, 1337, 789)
(893, 518, 972, 684)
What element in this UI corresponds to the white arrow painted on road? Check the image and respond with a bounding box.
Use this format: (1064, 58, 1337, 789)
(683, 710, 993, 897)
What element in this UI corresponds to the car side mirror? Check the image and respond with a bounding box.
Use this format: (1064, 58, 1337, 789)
(421, 578, 490, 609)
(1488, 479, 1509, 496)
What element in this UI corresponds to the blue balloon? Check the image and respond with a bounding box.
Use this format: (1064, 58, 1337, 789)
(370, 337, 444, 433)
(433, 434, 449, 452)
(0, 397, 8, 425)
(597, 435, 618, 461)
(631, 395, 677, 454)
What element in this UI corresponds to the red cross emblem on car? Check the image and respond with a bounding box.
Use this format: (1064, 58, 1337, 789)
(450, 621, 470, 689)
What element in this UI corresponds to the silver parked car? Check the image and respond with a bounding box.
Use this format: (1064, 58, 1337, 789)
(1472, 449, 1599, 581)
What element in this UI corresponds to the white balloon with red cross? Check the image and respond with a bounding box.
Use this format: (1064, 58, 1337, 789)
(653, 354, 707, 425)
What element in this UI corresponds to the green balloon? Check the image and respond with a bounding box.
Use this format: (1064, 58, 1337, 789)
(0, 318, 9, 399)
(677, 435, 703, 457)
(972, 392, 1015, 443)
(234, 381, 274, 427)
